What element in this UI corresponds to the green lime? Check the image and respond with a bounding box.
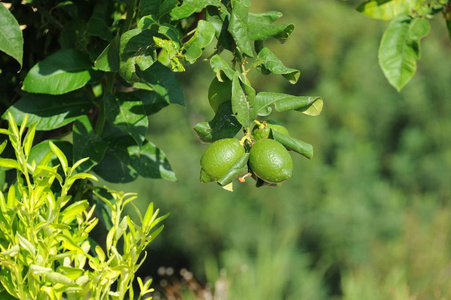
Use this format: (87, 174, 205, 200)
(200, 138, 245, 182)
(249, 138, 293, 184)
(208, 77, 232, 112)
(252, 120, 290, 140)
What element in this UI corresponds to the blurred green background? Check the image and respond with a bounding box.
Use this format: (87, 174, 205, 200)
(107, 0, 451, 299)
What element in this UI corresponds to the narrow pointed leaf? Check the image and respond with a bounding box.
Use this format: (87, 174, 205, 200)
(0, 4, 23, 68)
(22, 49, 92, 95)
(271, 130, 313, 159)
(217, 153, 249, 186)
(256, 92, 323, 116)
(379, 16, 430, 91)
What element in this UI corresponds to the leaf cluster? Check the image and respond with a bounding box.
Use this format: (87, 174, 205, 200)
(356, 0, 451, 91)
(0, 114, 166, 299)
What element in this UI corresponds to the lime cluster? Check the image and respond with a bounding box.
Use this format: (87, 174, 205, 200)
(200, 120, 295, 188)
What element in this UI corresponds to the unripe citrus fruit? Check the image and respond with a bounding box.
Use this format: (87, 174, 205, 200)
(249, 138, 293, 184)
(208, 77, 232, 112)
(252, 120, 290, 140)
(200, 138, 245, 182)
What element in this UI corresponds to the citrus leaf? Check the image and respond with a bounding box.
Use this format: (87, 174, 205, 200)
(22, 49, 92, 95)
(210, 54, 235, 81)
(217, 153, 249, 186)
(232, 73, 256, 129)
(255, 92, 323, 116)
(104, 92, 148, 147)
(130, 90, 169, 115)
(378, 16, 430, 91)
(138, 0, 161, 18)
(170, 0, 225, 20)
(271, 130, 313, 159)
(94, 34, 120, 72)
(73, 115, 109, 172)
(206, 6, 234, 51)
(255, 47, 300, 84)
(357, 0, 423, 20)
(0, 4, 23, 68)
(120, 28, 158, 82)
(61, 200, 89, 224)
(3, 92, 93, 131)
(87, 16, 113, 41)
(138, 61, 185, 105)
(94, 136, 176, 183)
(29, 140, 73, 169)
(183, 20, 216, 64)
(248, 11, 294, 41)
(229, 0, 254, 57)
(0, 159, 20, 170)
(193, 102, 241, 143)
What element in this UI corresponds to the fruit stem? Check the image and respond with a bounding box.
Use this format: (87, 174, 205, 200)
(239, 130, 252, 146)
(254, 120, 266, 130)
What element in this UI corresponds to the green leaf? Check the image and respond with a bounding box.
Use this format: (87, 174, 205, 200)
(87, 16, 113, 41)
(378, 16, 430, 91)
(183, 20, 216, 64)
(49, 141, 69, 174)
(255, 92, 323, 116)
(61, 200, 89, 224)
(357, 0, 423, 20)
(206, 6, 234, 51)
(210, 54, 235, 81)
(3, 92, 93, 131)
(120, 29, 158, 82)
(94, 34, 120, 72)
(170, 0, 225, 20)
(229, 0, 254, 57)
(73, 115, 109, 172)
(271, 130, 313, 159)
(0, 159, 20, 170)
(138, 0, 161, 18)
(138, 61, 185, 105)
(255, 47, 300, 84)
(104, 92, 148, 147)
(217, 153, 249, 186)
(193, 102, 242, 143)
(130, 90, 169, 115)
(0, 4, 23, 68)
(248, 11, 294, 41)
(22, 49, 92, 95)
(29, 140, 73, 169)
(94, 136, 176, 183)
(231, 73, 256, 128)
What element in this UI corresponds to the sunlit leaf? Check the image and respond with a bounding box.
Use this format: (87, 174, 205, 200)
(379, 16, 430, 91)
(0, 4, 23, 68)
(3, 92, 93, 131)
(22, 49, 92, 95)
(357, 0, 423, 20)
